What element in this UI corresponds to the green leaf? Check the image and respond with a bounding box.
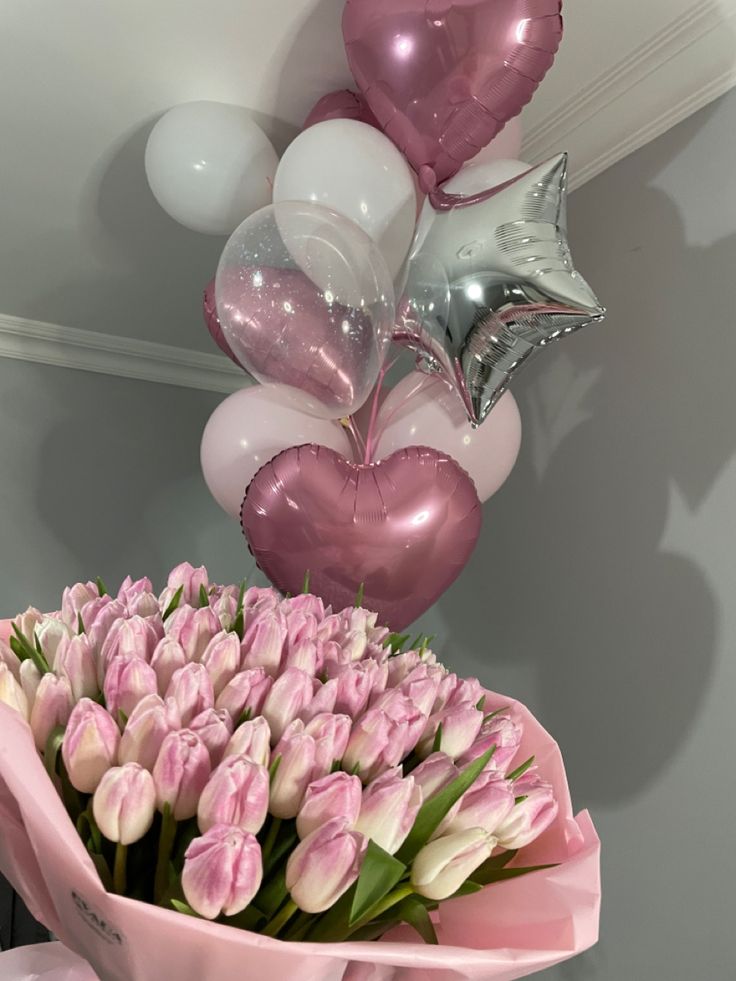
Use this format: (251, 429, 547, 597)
(222, 904, 267, 932)
(475, 695, 486, 712)
(198, 584, 210, 608)
(9, 636, 28, 663)
(162, 585, 184, 622)
(349, 840, 407, 927)
(231, 608, 245, 641)
(506, 756, 535, 783)
(419, 636, 435, 655)
(77, 612, 86, 635)
(302, 570, 311, 594)
(354, 582, 365, 608)
(254, 867, 288, 918)
(449, 880, 484, 900)
(11, 624, 49, 675)
(483, 706, 510, 724)
(171, 899, 202, 918)
(236, 708, 253, 727)
(431, 723, 443, 755)
(44, 725, 66, 781)
(95, 577, 108, 597)
(471, 863, 558, 887)
(515, 795, 529, 806)
(269, 756, 282, 784)
(395, 896, 438, 945)
(474, 849, 518, 874)
(118, 710, 129, 730)
(384, 632, 411, 654)
(396, 748, 494, 865)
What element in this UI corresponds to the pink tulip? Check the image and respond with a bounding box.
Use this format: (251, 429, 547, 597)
(30, 674, 74, 751)
(165, 663, 215, 727)
(150, 637, 187, 695)
(224, 717, 271, 766)
(152, 729, 211, 820)
(438, 769, 515, 838)
(284, 609, 319, 650)
(197, 756, 269, 834)
(200, 632, 242, 697)
(458, 713, 524, 772)
(55, 634, 98, 701)
(367, 691, 427, 766)
(280, 594, 326, 621)
(182, 824, 263, 920)
(92, 763, 156, 845)
(210, 585, 240, 630)
(215, 669, 272, 722)
(495, 770, 558, 850)
(283, 640, 318, 675)
(299, 678, 338, 725)
(304, 712, 352, 777)
(444, 677, 484, 712)
(117, 575, 154, 600)
(61, 582, 99, 627)
(35, 617, 72, 668)
(124, 591, 160, 619)
(0, 662, 29, 720)
(261, 668, 314, 743)
(411, 828, 496, 901)
(296, 772, 362, 840)
(355, 769, 422, 855)
(285, 817, 367, 914)
(418, 706, 483, 760)
(165, 605, 221, 663)
(165, 562, 210, 607)
(190, 708, 233, 767)
(104, 657, 158, 721)
(243, 586, 280, 614)
(399, 674, 440, 720)
(84, 598, 126, 656)
(12, 607, 43, 646)
(241, 613, 287, 676)
(330, 661, 387, 719)
(98, 616, 162, 685)
(19, 660, 42, 706)
(0, 639, 20, 681)
(411, 753, 461, 799)
(62, 699, 120, 793)
(341, 707, 394, 783)
(269, 722, 317, 819)
(119, 694, 180, 771)
(385, 651, 423, 688)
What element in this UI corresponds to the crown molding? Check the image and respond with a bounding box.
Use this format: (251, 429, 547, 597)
(0, 312, 245, 394)
(523, 2, 736, 190)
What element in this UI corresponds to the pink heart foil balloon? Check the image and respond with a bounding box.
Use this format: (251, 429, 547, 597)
(342, 0, 563, 187)
(242, 444, 482, 630)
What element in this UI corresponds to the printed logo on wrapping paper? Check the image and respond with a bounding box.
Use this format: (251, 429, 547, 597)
(71, 890, 126, 946)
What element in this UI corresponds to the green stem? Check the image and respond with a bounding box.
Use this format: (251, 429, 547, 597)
(154, 805, 177, 904)
(263, 899, 298, 939)
(283, 910, 314, 942)
(261, 817, 282, 869)
(113, 843, 128, 895)
(347, 885, 414, 938)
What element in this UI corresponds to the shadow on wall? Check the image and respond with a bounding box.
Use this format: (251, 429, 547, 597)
(424, 101, 735, 808)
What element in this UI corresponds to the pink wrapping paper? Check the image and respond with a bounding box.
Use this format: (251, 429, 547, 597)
(0, 620, 600, 981)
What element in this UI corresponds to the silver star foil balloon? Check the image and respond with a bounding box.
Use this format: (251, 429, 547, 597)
(394, 154, 606, 426)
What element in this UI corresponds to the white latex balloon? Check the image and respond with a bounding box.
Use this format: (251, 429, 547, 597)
(273, 119, 416, 280)
(201, 385, 354, 520)
(145, 101, 279, 235)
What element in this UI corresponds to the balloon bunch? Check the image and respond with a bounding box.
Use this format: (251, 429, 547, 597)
(148, 0, 606, 630)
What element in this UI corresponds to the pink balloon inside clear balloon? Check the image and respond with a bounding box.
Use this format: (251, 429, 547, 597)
(342, 0, 561, 186)
(242, 444, 482, 630)
(215, 202, 396, 419)
(202, 279, 240, 366)
(201, 385, 355, 520)
(304, 90, 378, 129)
(374, 374, 521, 503)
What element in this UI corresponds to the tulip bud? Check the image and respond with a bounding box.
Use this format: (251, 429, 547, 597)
(152, 729, 211, 820)
(399, 674, 440, 720)
(104, 657, 158, 721)
(300, 678, 338, 725)
(92, 763, 156, 845)
(304, 712, 352, 778)
(62, 699, 120, 793)
(30, 674, 74, 751)
(85, 598, 126, 657)
(372, 690, 427, 756)
(355, 769, 423, 855)
(118, 575, 154, 600)
(495, 770, 558, 850)
(285, 609, 319, 649)
(243, 586, 280, 614)
(281, 594, 326, 621)
(150, 637, 187, 695)
(224, 717, 271, 767)
(411, 753, 461, 799)
(411, 828, 496, 901)
(166, 562, 210, 607)
(261, 668, 314, 744)
(55, 634, 99, 701)
(12, 607, 43, 646)
(241, 613, 287, 676)
(0, 662, 29, 720)
(269, 722, 317, 819)
(283, 640, 318, 675)
(216, 669, 272, 723)
(444, 677, 484, 712)
(190, 708, 233, 767)
(296, 772, 362, 840)
(19, 659, 42, 706)
(98, 616, 162, 685)
(457, 713, 523, 772)
(418, 706, 483, 761)
(125, 591, 160, 619)
(438, 769, 515, 838)
(35, 617, 72, 668)
(286, 817, 367, 914)
(330, 661, 385, 719)
(182, 824, 263, 920)
(165, 663, 215, 727)
(0, 639, 20, 681)
(119, 694, 180, 771)
(165, 605, 221, 663)
(197, 756, 269, 835)
(62, 582, 99, 627)
(341, 708, 393, 784)
(200, 632, 241, 697)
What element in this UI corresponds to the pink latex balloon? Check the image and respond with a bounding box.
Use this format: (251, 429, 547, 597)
(201, 386, 354, 521)
(304, 90, 378, 129)
(242, 444, 482, 630)
(374, 374, 521, 503)
(203, 279, 240, 366)
(342, 0, 562, 187)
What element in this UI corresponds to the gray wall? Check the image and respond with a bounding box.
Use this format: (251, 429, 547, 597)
(2, 92, 736, 978)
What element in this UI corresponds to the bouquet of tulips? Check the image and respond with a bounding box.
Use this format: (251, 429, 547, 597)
(0, 565, 600, 980)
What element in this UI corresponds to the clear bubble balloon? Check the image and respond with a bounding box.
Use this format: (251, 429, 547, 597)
(215, 202, 396, 419)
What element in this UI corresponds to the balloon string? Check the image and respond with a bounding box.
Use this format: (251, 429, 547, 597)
(369, 373, 433, 458)
(363, 357, 398, 465)
(343, 416, 366, 462)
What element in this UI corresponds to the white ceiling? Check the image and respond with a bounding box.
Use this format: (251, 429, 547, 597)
(0, 0, 735, 355)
